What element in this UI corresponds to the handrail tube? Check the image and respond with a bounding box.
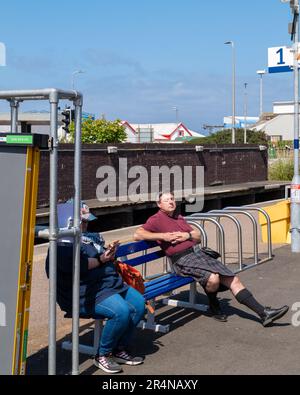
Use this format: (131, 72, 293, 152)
(48, 99, 58, 375)
(225, 206, 273, 260)
(186, 216, 226, 265)
(0, 88, 82, 101)
(190, 213, 243, 269)
(186, 220, 208, 248)
(211, 210, 259, 265)
(71, 100, 83, 375)
(35, 227, 80, 240)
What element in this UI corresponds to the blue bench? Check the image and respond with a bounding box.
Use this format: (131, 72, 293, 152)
(62, 239, 208, 355)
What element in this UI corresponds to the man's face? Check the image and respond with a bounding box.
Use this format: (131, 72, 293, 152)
(158, 193, 176, 214)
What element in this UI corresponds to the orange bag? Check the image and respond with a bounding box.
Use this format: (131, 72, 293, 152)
(115, 261, 145, 294)
(115, 261, 154, 314)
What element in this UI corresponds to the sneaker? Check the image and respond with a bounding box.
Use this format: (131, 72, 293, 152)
(113, 350, 144, 366)
(209, 303, 228, 322)
(94, 354, 123, 373)
(207, 293, 228, 322)
(261, 305, 289, 327)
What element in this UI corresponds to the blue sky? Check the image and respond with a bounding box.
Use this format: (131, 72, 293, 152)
(0, 0, 296, 132)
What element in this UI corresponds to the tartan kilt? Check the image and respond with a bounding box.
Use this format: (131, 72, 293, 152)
(171, 246, 235, 288)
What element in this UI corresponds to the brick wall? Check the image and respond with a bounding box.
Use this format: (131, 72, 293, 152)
(37, 143, 268, 207)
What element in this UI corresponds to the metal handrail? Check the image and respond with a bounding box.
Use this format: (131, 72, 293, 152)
(190, 213, 243, 270)
(187, 221, 208, 248)
(225, 206, 273, 260)
(186, 215, 226, 265)
(211, 209, 259, 265)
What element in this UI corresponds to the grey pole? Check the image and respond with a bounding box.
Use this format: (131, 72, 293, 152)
(225, 41, 236, 144)
(256, 70, 266, 118)
(291, 0, 300, 253)
(244, 83, 248, 144)
(173, 106, 178, 124)
(232, 42, 236, 144)
(10, 99, 19, 133)
(71, 98, 82, 375)
(260, 74, 263, 116)
(48, 91, 59, 375)
(71, 70, 85, 90)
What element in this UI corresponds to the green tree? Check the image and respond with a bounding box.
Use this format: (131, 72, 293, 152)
(69, 118, 127, 143)
(189, 128, 268, 145)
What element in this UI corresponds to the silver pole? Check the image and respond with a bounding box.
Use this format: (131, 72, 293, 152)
(48, 91, 59, 375)
(244, 83, 248, 144)
(232, 42, 236, 144)
(10, 100, 19, 133)
(224, 41, 236, 144)
(291, 0, 300, 253)
(260, 74, 263, 117)
(72, 98, 82, 375)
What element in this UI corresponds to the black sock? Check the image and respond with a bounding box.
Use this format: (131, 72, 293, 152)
(235, 289, 265, 317)
(204, 290, 220, 308)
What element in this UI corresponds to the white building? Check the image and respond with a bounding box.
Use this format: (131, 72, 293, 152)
(252, 101, 298, 142)
(223, 116, 259, 129)
(121, 121, 204, 143)
(0, 111, 66, 139)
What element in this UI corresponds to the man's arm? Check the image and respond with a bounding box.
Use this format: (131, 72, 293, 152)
(171, 226, 202, 243)
(134, 226, 178, 243)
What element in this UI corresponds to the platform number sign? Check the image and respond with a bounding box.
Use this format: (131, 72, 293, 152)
(268, 46, 298, 73)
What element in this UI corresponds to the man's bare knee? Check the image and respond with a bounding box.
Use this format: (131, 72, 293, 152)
(206, 274, 220, 293)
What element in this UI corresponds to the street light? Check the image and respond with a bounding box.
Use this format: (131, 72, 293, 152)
(224, 41, 236, 144)
(172, 106, 179, 124)
(244, 83, 248, 144)
(71, 70, 85, 90)
(256, 69, 266, 117)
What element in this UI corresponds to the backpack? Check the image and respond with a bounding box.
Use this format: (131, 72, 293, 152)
(115, 260, 154, 314)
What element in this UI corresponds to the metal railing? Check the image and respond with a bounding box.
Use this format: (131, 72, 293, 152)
(187, 205, 273, 273)
(0, 89, 83, 376)
(211, 209, 259, 265)
(186, 216, 227, 265)
(225, 206, 273, 260)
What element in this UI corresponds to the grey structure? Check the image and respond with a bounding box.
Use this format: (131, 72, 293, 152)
(0, 147, 27, 375)
(0, 89, 83, 376)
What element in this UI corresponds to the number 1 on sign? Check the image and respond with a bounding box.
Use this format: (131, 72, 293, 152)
(276, 48, 285, 65)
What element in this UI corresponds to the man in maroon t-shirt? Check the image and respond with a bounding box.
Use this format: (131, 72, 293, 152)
(134, 192, 289, 327)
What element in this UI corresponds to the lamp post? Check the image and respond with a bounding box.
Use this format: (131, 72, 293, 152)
(172, 106, 179, 124)
(257, 69, 266, 117)
(224, 41, 236, 144)
(71, 70, 85, 90)
(244, 83, 248, 144)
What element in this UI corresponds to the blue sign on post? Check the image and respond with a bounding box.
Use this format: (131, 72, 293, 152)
(268, 45, 296, 73)
(82, 111, 95, 120)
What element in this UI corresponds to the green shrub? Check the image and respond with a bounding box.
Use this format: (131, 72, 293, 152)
(69, 118, 127, 143)
(268, 160, 296, 181)
(190, 128, 268, 145)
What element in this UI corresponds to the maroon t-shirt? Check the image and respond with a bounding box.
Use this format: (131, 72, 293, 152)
(142, 210, 196, 256)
